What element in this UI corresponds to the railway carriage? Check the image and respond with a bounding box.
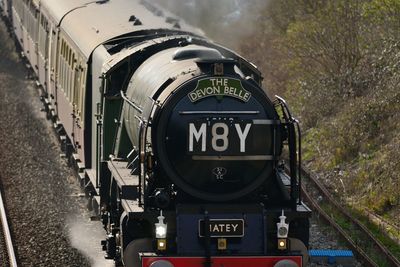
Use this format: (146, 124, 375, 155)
(1, 1, 311, 266)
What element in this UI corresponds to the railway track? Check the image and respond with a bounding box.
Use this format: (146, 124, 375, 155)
(363, 208, 400, 245)
(301, 166, 400, 267)
(0, 177, 18, 267)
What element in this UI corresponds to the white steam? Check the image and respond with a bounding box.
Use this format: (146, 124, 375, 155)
(67, 216, 114, 267)
(152, 0, 269, 49)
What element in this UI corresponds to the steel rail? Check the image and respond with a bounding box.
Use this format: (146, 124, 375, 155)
(364, 208, 400, 240)
(0, 188, 18, 267)
(301, 166, 400, 267)
(301, 185, 378, 267)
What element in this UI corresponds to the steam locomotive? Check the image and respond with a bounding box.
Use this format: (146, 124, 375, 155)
(0, 0, 311, 266)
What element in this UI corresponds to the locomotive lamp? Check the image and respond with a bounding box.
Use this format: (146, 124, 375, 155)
(217, 238, 227, 250)
(277, 210, 289, 250)
(155, 211, 167, 251)
(157, 239, 167, 251)
(278, 238, 287, 250)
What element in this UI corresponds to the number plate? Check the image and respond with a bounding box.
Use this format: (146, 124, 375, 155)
(198, 219, 244, 237)
(188, 120, 254, 155)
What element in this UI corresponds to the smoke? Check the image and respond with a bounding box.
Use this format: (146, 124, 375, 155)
(67, 215, 114, 267)
(151, 0, 269, 50)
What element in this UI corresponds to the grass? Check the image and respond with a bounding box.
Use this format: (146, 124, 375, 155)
(317, 199, 397, 266)
(351, 208, 400, 260)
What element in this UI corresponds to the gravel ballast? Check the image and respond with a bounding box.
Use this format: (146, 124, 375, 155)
(0, 17, 112, 267)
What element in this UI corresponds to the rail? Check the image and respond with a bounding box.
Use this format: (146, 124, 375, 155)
(0, 186, 18, 267)
(301, 186, 378, 266)
(301, 166, 400, 267)
(363, 209, 400, 245)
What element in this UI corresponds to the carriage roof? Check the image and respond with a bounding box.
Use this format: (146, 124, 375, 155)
(41, 0, 203, 58)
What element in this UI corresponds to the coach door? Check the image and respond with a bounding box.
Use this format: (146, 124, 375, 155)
(37, 12, 49, 91)
(24, 0, 39, 74)
(12, 0, 24, 46)
(72, 61, 87, 165)
(48, 23, 58, 115)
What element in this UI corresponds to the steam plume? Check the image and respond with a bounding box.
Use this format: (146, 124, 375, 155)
(152, 0, 269, 49)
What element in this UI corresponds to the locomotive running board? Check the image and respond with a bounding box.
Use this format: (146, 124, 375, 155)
(107, 159, 140, 200)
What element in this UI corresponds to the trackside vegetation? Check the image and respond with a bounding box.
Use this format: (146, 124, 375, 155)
(240, 0, 400, 222)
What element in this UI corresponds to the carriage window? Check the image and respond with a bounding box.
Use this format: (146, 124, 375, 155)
(57, 37, 84, 110)
(72, 53, 75, 67)
(79, 68, 86, 119)
(61, 41, 63, 57)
